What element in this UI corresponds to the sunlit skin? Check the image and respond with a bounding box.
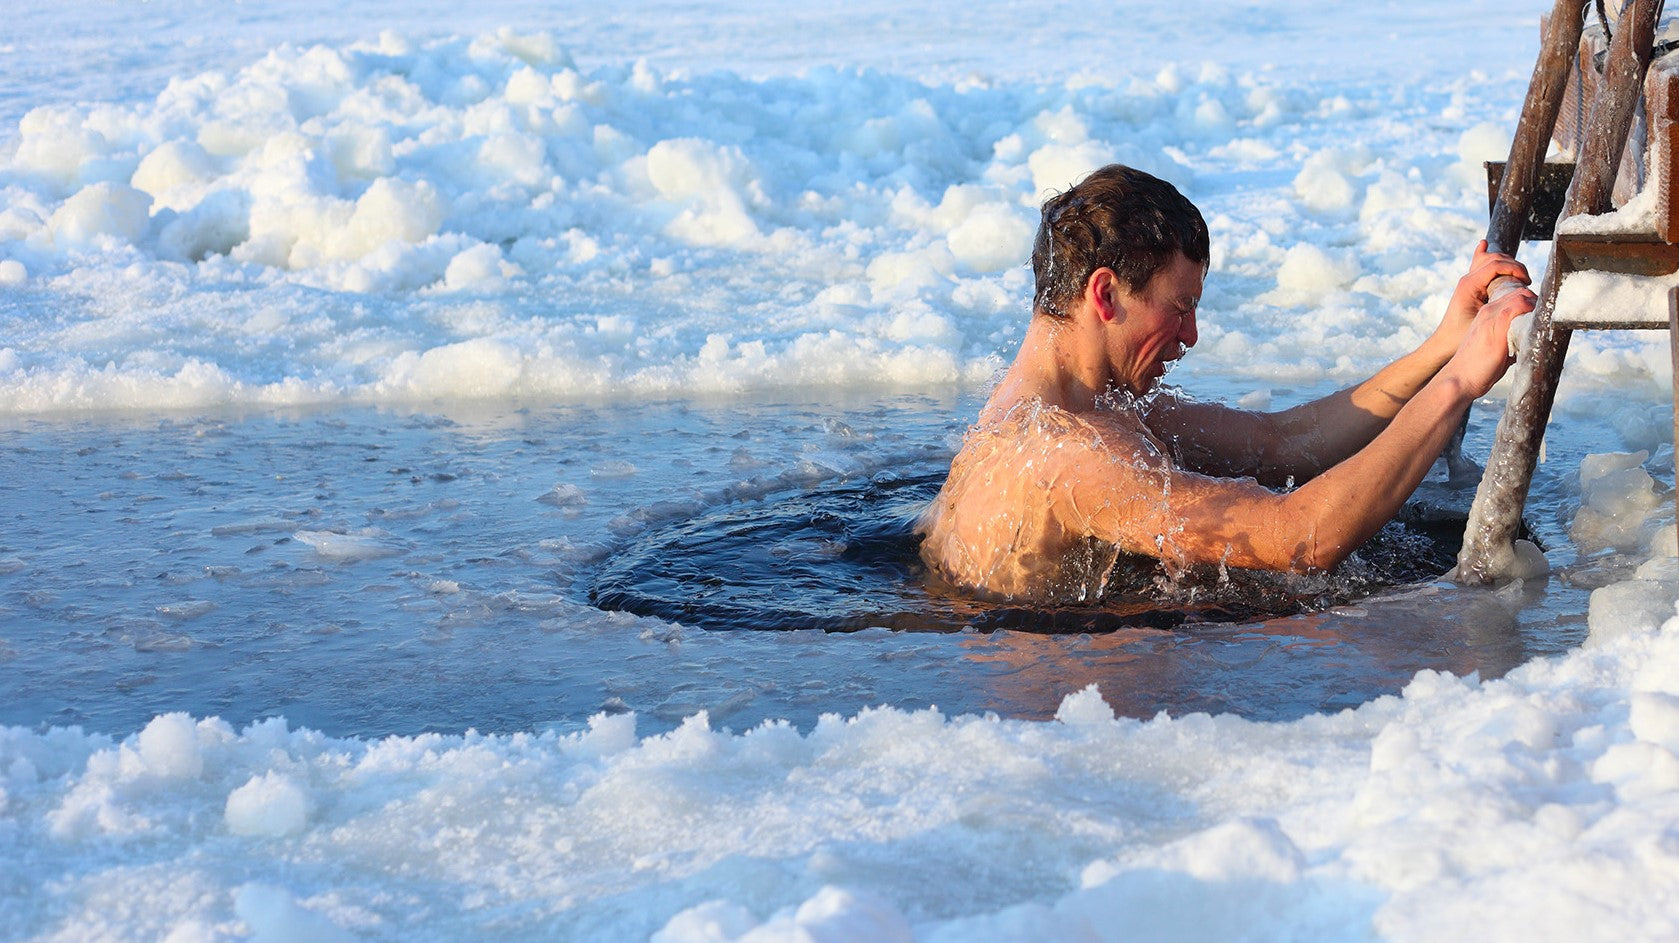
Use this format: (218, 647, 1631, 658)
(918, 241, 1537, 602)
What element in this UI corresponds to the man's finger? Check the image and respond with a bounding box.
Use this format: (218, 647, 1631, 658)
(1475, 258, 1530, 282)
(1486, 275, 1529, 303)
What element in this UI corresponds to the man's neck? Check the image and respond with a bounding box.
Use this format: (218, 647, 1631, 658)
(983, 312, 1122, 419)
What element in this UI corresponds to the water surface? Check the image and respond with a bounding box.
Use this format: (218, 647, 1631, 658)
(0, 388, 1597, 737)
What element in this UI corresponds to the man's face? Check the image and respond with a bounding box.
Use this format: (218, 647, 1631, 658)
(1104, 252, 1203, 395)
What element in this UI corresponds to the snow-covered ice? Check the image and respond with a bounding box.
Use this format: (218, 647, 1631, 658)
(4, 0, 1679, 939)
(7, 645, 1679, 941)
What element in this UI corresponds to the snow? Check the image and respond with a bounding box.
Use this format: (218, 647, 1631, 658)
(224, 771, 313, 838)
(8, 645, 1679, 940)
(1551, 268, 1679, 327)
(4, 0, 1679, 939)
(1556, 183, 1661, 236)
(11, 1, 1654, 413)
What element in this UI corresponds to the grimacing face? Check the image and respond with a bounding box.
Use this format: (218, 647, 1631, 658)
(1104, 252, 1203, 394)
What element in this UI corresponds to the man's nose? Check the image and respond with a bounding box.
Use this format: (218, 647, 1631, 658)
(1179, 311, 1198, 348)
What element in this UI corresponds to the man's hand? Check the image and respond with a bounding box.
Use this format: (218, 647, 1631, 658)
(1435, 240, 1532, 350)
(1441, 275, 1539, 397)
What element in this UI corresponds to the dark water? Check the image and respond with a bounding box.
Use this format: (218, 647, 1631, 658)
(591, 472, 1473, 634)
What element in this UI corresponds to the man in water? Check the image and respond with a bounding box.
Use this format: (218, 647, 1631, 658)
(918, 164, 1537, 603)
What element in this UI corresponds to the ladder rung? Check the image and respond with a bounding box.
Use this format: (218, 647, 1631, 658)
(1556, 231, 1679, 276)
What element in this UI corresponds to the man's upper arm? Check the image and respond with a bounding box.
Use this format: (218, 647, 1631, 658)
(1141, 394, 1289, 485)
(1053, 418, 1313, 571)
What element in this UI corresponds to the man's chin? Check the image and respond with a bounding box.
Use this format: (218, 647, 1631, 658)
(1144, 359, 1183, 393)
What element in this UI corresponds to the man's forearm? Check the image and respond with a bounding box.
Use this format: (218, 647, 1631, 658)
(1265, 334, 1456, 479)
(1280, 370, 1474, 570)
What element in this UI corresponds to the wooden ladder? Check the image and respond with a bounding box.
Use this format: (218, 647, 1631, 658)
(1456, 0, 1679, 583)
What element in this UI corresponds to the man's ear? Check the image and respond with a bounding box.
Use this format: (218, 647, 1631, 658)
(1088, 268, 1121, 323)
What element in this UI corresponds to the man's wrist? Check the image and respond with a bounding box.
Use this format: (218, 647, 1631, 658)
(1426, 367, 1479, 408)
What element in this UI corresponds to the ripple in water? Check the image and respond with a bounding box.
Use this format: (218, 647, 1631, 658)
(590, 473, 1478, 633)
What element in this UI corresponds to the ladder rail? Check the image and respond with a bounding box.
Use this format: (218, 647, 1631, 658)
(1449, 0, 1593, 483)
(1456, 0, 1665, 584)
(1489, 0, 1594, 256)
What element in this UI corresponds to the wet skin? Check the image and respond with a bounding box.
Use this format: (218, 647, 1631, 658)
(919, 243, 1537, 602)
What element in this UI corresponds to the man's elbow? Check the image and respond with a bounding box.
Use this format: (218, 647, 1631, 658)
(1285, 543, 1348, 574)
(1283, 520, 1366, 573)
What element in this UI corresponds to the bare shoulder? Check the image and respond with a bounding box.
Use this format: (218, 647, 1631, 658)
(1053, 405, 1172, 471)
(963, 400, 1168, 471)
(961, 403, 1180, 539)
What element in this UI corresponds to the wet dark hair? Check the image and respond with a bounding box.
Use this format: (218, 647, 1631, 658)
(1031, 164, 1209, 320)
